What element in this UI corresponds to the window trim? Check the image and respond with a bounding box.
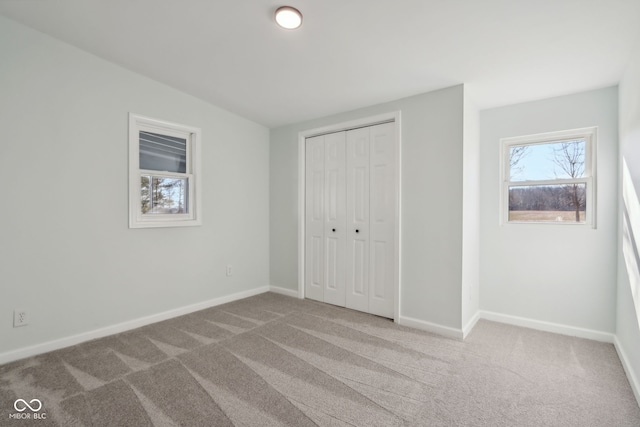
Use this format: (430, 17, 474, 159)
(500, 127, 597, 227)
(129, 113, 202, 228)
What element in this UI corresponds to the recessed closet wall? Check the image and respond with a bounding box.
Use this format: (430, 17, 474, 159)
(304, 122, 397, 318)
(271, 85, 466, 331)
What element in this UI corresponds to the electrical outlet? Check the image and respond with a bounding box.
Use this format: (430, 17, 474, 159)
(226, 265, 233, 276)
(14, 309, 28, 327)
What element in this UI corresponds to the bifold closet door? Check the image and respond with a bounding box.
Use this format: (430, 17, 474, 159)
(322, 132, 347, 306)
(346, 122, 395, 318)
(305, 135, 325, 302)
(306, 122, 395, 318)
(345, 127, 370, 313)
(305, 132, 347, 306)
(367, 122, 395, 318)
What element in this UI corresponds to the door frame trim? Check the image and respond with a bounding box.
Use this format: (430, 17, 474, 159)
(297, 111, 402, 321)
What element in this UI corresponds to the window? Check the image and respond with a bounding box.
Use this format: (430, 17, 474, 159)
(501, 127, 596, 226)
(129, 114, 201, 228)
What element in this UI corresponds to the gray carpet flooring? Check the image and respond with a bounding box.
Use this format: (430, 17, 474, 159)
(1, 292, 639, 426)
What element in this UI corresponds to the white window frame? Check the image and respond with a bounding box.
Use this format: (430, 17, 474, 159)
(500, 127, 597, 227)
(129, 113, 202, 228)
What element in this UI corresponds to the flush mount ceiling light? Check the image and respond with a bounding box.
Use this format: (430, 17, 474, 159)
(275, 6, 303, 30)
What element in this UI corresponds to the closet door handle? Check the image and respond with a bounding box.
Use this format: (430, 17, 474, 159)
(355, 229, 360, 233)
(332, 228, 336, 232)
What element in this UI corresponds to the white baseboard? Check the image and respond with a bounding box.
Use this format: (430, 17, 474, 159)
(0, 286, 270, 365)
(614, 336, 640, 407)
(398, 310, 615, 343)
(462, 311, 481, 339)
(397, 315, 463, 340)
(479, 310, 615, 343)
(269, 285, 300, 298)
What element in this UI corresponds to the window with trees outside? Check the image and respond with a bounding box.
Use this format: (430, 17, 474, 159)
(501, 127, 596, 226)
(129, 114, 202, 228)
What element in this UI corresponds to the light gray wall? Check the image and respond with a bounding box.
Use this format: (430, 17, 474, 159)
(0, 17, 270, 354)
(462, 92, 480, 328)
(270, 85, 465, 329)
(618, 42, 640, 398)
(479, 87, 619, 333)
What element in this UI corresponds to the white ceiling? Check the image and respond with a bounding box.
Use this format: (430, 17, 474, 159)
(1, 0, 638, 128)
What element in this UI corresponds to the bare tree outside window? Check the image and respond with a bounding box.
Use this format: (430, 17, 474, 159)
(552, 140, 585, 222)
(141, 176, 188, 214)
(509, 145, 530, 179)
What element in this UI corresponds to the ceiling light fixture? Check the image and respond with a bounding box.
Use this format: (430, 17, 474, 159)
(275, 6, 303, 30)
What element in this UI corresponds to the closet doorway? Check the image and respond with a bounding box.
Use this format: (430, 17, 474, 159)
(298, 113, 400, 319)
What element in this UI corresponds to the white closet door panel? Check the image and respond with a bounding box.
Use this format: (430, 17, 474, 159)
(353, 166, 368, 221)
(351, 239, 367, 295)
(368, 122, 395, 318)
(305, 136, 324, 302)
(323, 132, 347, 306)
(325, 236, 339, 288)
(310, 235, 323, 287)
(345, 127, 370, 313)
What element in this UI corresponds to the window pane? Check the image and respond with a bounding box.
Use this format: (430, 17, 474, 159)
(139, 131, 187, 173)
(141, 175, 151, 214)
(141, 176, 189, 215)
(510, 139, 585, 182)
(509, 184, 586, 222)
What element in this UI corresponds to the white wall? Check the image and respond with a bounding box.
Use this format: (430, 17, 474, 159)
(479, 87, 619, 334)
(618, 41, 640, 401)
(462, 91, 480, 331)
(270, 85, 465, 330)
(0, 17, 270, 356)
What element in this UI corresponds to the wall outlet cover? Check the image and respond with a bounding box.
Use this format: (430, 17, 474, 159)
(14, 310, 28, 327)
